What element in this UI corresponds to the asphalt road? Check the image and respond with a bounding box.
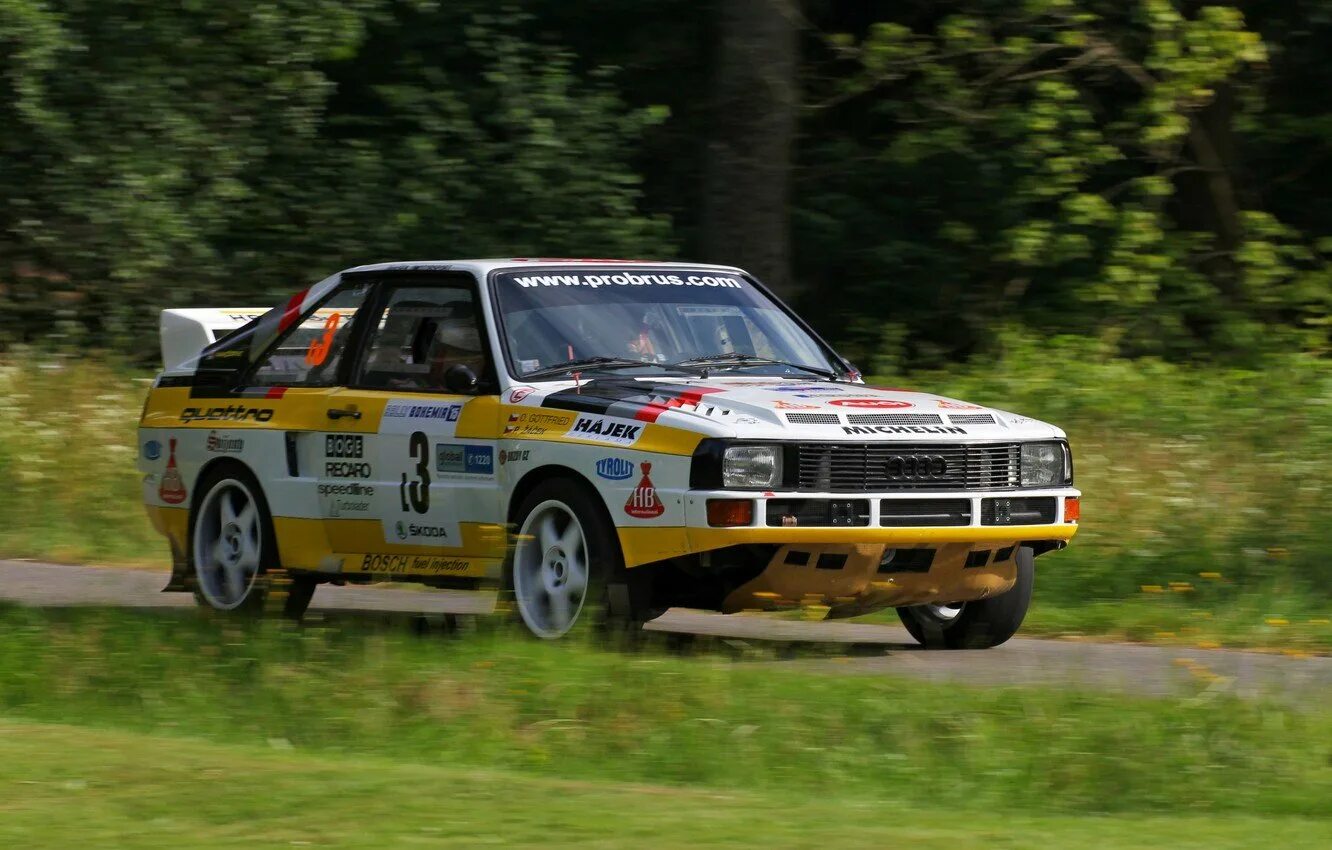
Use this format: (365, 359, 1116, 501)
(2, 559, 1328, 700)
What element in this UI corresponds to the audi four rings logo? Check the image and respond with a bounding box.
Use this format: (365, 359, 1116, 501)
(886, 454, 948, 479)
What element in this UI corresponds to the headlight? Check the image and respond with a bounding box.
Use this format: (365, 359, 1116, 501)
(1020, 441, 1067, 487)
(722, 445, 782, 489)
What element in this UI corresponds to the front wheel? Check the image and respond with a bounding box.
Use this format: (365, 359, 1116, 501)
(506, 478, 656, 640)
(897, 546, 1034, 649)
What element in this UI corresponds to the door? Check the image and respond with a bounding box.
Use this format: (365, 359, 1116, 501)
(317, 275, 503, 573)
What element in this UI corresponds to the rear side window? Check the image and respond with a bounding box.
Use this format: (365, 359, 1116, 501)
(251, 283, 372, 387)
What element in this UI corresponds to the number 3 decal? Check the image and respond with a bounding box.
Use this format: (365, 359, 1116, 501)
(400, 431, 430, 513)
(305, 312, 342, 366)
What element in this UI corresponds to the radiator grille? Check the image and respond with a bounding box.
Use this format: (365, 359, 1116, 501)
(795, 443, 1020, 492)
(948, 414, 996, 424)
(845, 413, 943, 425)
(785, 413, 840, 424)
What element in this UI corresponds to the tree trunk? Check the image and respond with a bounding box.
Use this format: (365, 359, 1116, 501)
(700, 0, 799, 298)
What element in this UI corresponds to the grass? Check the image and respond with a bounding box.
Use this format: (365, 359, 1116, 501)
(0, 342, 1329, 647)
(5, 717, 1330, 849)
(0, 605, 1329, 820)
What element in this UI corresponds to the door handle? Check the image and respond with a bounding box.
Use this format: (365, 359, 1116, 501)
(326, 407, 362, 421)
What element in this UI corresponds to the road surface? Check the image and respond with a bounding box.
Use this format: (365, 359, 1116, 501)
(2, 559, 1328, 700)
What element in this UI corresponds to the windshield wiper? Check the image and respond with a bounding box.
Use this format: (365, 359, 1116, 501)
(669, 353, 840, 380)
(523, 356, 704, 381)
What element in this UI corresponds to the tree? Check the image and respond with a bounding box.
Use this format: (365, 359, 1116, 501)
(700, 0, 800, 297)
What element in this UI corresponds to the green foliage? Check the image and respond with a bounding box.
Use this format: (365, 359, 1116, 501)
(0, 3, 670, 352)
(800, 1, 1331, 366)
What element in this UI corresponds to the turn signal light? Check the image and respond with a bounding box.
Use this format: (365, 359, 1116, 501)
(1064, 497, 1081, 523)
(707, 499, 754, 527)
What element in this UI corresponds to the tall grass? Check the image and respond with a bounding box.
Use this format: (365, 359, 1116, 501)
(0, 352, 157, 563)
(0, 343, 1328, 643)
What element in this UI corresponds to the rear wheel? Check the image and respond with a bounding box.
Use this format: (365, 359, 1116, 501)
(506, 478, 656, 640)
(188, 464, 314, 619)
(897, 546, 1034, 649)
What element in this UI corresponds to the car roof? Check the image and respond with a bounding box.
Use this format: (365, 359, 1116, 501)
(341, 258, 747, 277)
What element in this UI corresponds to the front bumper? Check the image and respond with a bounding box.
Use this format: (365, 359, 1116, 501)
(615, 489, 1080, 568)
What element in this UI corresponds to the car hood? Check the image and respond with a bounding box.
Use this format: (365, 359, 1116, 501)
(512, 377, 1065, 442)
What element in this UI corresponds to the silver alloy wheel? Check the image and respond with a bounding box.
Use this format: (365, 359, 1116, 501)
(923, 602, 965, 622)
(192, 478, 263, 610)
(513, 499, 590, 639)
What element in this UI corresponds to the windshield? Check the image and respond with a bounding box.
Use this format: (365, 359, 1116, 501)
(491, 268, 839, 379)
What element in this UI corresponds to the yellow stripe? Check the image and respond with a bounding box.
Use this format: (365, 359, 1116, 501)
(270, 516, 332, 569)
(619, 523, 1078, 567)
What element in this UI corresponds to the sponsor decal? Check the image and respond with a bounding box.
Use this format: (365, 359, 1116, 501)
(828, 398, 913, 409)
(842, 425, 968, 436)
(325, 461, 373, 479)
(566, 414, 643, 446)
(734, 415, 761, 424)
(503, 411, 570, 436)
(205, 431, 244, 454)
(142, 440, 162, 461)
(181, 405, 274, 423)
(937, 400, 982, 410)
(507, 272, 745, 290)
(624, 463, 665, 519)
(360, 554, 470, 574)
(319, 481, 376, 516)
(395, 520, 448, 540)
(499, 449, 530, 466)
(676, 305, 744, 317)
(327, 498, 372, 516)
(771, 385, 845, 394)
(519, 358, 541, 372)
(595, 457, 634, 480)
(318, 482, 375, 497)
(507, 387, 536, 404)
(158, 438, 187, 505)
(436, 444, 495, 475)
(325, 434, 364, 458)
(772, 400, 820, 410)
(383, 401, 463, 421)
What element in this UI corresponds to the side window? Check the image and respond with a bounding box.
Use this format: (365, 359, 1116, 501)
(251, 283, 372, 387)
(357, 284, 490, 392)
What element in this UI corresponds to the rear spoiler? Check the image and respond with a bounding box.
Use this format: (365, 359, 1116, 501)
(159, 308, 265, 371)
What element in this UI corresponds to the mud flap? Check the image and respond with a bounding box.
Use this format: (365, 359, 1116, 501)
(160, 539, 192, 592)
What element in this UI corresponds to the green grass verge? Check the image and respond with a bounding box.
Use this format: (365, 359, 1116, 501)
(5, 717, 1329, 849)
(0, 344, 1329, 648)
(1, 605, 1329, 821)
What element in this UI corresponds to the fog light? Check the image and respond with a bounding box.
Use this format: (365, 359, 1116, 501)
(707, 499, 753, 527)
(1064, 497, 1080, 523)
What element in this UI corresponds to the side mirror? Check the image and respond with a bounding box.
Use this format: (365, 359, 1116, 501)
(443, 363, 479, 394)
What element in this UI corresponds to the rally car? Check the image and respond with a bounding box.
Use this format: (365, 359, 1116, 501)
(138, 259, 1078, 647)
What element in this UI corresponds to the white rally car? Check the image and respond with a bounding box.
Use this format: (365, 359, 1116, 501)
(139, 259, 1079, 647)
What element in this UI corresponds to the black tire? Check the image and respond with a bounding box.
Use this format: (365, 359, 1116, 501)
(504, 476, 656, 640)
(187, 462, 312, 619)
(897, 546, 1035, 649)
